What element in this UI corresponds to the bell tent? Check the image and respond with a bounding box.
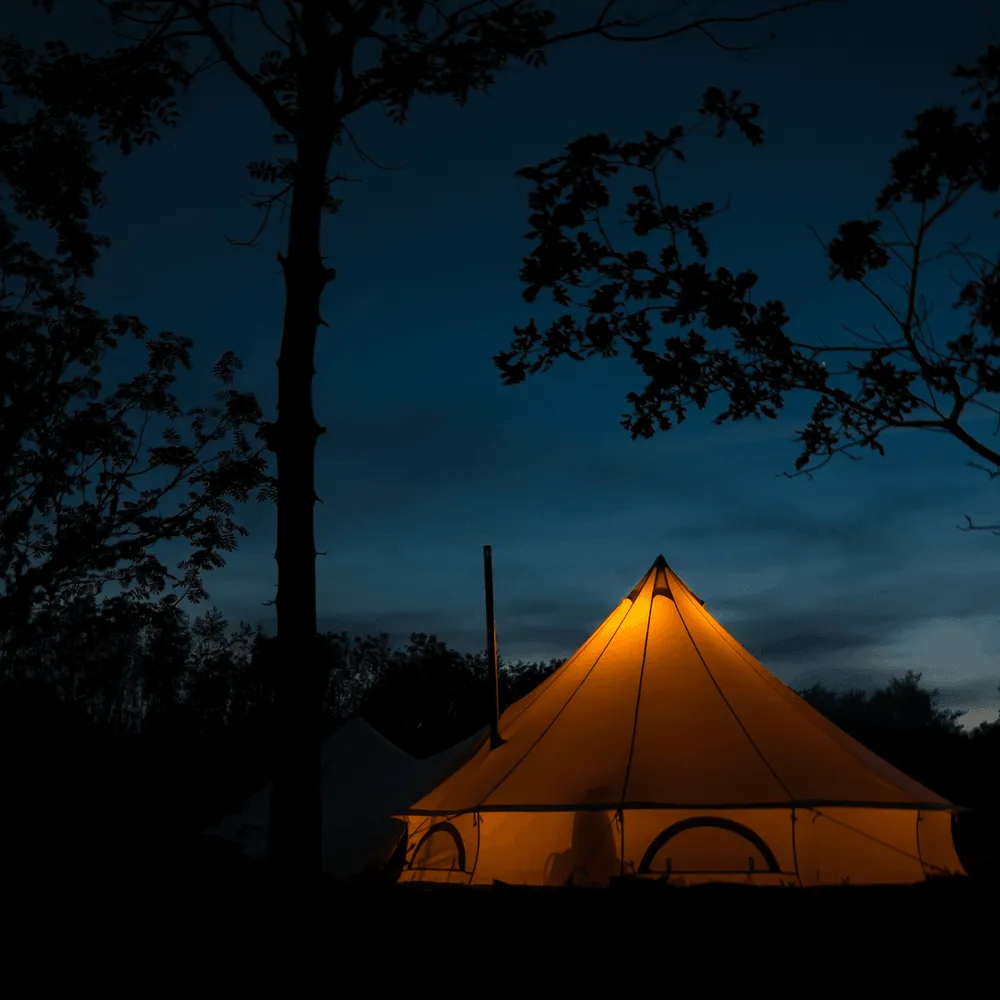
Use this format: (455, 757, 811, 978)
(399, 555, 966, 887)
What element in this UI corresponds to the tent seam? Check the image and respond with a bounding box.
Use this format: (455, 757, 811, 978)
(671, 574, 797, 803)
(619, 570, 656, 807)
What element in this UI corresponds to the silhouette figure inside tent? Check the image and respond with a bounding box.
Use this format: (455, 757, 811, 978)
(544, 786, 621, 886)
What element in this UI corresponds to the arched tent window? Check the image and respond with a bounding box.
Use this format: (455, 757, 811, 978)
(639, 816, 782, 877)
(407, 821, 467, 875)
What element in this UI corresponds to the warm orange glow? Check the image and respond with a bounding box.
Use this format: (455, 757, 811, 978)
(399, 556, 966, 887)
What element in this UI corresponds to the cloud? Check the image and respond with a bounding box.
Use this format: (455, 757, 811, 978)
(932, 674, 1000, 711)
(317, 392, 506, 519)
(709, 568, 998, 676)
(729, 608, 904, 664)
(789, 666, 890, 693)
(680, 505, 905, 566)
(315, 385, 723, 541)
(311, 590, 613, 659)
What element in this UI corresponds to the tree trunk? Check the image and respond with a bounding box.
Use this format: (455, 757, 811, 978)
(265, 52, 336, 879)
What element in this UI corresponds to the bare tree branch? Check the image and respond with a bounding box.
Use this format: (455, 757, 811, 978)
(547, 0, 845, 45)
(959, 513, 1000, 534)
(172, 0, 297, 134)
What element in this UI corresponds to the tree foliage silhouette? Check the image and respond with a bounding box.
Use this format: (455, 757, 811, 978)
(0, 23, 269, 671)
(496, 44, 1000, 532)
(796, 670, 965, 737)
(16, 0, 843, 877)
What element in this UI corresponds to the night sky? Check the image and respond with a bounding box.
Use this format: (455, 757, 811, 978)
(15, 2, 1000, 726)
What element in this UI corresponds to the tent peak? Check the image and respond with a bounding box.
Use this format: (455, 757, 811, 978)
(626, 554, 673, 603)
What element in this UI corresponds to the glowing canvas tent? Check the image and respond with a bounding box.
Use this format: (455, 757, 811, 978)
(208, 716, 484, 880)
(400, 556, 966, 887)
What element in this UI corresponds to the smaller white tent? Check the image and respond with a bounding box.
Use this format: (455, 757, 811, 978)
(207, 717, 485, 880)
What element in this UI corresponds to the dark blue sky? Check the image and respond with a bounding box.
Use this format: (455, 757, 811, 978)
(17, 1, 1000, 725)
